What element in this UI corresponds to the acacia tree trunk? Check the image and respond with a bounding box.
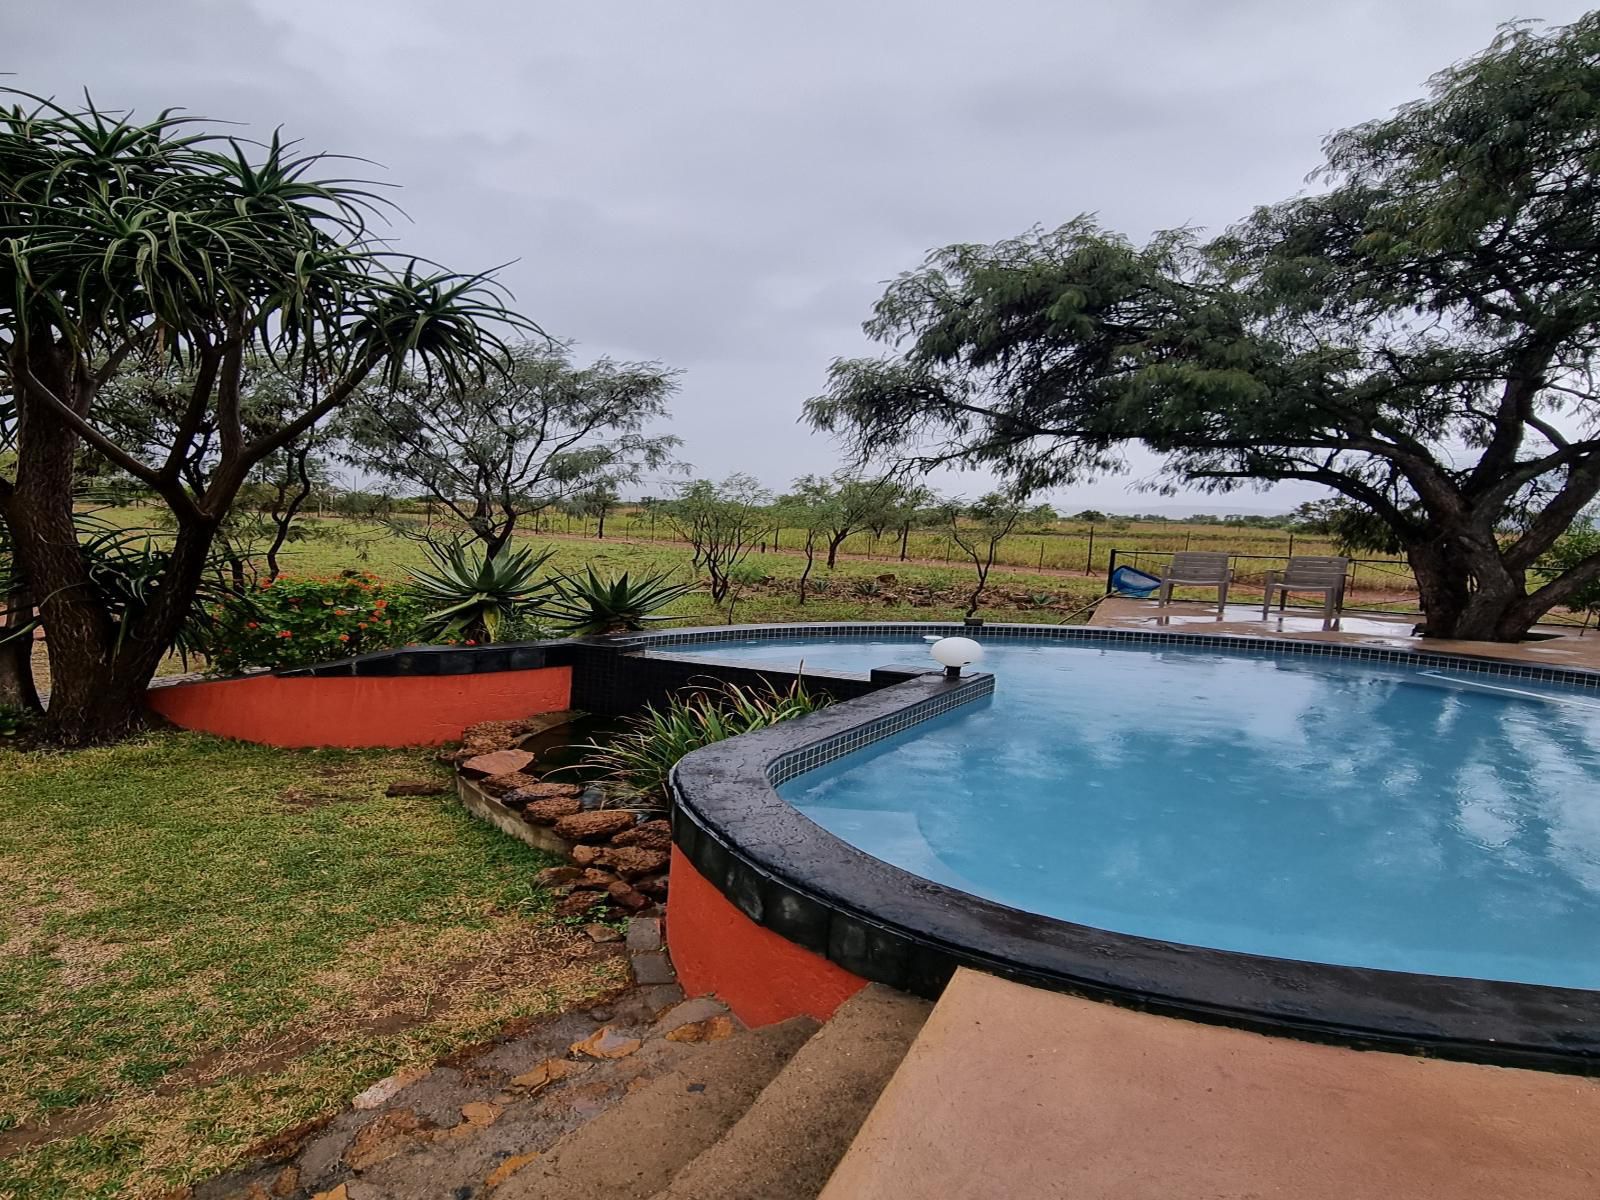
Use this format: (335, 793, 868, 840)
(826, 530, 849, 569)
(480, 524, 514, 559)
(797, 532, 817, 604)
(1406, 524, 1549, 643)
(264, 447, 315, 579)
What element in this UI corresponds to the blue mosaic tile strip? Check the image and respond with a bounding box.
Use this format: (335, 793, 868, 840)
(766, 673, 995, 787)
(622, 622, 1600, 693)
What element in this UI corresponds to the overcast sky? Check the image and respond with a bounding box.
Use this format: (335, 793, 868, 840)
(8, 1, 1592, 512)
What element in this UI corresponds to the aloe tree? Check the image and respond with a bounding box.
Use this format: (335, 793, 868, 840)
(0, 91, 534, 743)
(542, 567, 694, 635)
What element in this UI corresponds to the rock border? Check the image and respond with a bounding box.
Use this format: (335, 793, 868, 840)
(447, 717, 670, 919)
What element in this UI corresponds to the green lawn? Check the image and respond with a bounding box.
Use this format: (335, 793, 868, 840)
(0, 734, 625, 1199)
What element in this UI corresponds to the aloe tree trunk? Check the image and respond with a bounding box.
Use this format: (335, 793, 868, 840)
(0, 586, 40, 715)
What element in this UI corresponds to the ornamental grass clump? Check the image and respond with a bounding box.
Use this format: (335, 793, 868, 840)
(575, 675, 830, 797)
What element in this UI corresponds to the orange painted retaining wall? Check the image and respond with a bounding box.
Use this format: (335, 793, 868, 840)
(146, 667, 572, 748)
(666, 845, 867, 1026)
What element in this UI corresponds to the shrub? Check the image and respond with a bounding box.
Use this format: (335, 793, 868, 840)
(200, 573, 421, 673)
(1541, 522, 1600, 620)
(572, 676, 831, 797)
(494, 608, 560, 642)
(0, 704, 33, 739)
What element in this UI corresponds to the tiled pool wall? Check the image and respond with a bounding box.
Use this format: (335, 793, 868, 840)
(765, 671, 996, 787)
(274, 618, 1600, 693)
(650, 622, 1600, 1075)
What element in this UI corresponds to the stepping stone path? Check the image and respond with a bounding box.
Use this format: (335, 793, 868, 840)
(192, 976, 732, 1200)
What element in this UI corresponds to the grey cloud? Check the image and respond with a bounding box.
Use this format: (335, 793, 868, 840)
(6, 0, 1589, 510)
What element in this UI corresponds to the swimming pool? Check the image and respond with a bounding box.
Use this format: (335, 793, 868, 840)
(669, 635, 1600, 991)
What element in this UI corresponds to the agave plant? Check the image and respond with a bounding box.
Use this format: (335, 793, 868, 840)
(542, 568, 695, 636)
(408, 540, 555, 643)
(570, 675, 830, 796)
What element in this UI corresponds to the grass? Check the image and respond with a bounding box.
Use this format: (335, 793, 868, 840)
(87, 507, 1113, 628)
(0, 734, 626, 1199)
(87, 504, 1428, 611)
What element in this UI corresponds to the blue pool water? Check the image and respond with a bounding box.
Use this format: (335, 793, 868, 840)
(669, 636, 1600, 989)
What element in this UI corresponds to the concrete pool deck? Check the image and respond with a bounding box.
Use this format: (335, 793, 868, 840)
(1092, 596, 1600, 671)
(822, 970, 1600, 1199)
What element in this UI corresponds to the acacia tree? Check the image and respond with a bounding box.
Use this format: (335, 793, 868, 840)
(564, 481, 619, 539)
(344, 342, 679, 557)
(0, 93, 530, 743)
(666, 475, 773, 603)
(941, 493, 1028, 619)
(809, 17, 1600, 642)
(776, 476, 835, 604)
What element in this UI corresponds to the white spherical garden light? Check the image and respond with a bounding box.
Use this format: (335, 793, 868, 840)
(930, 635, 983, 678)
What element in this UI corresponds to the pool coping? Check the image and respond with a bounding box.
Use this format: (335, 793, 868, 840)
(662, 621, 1600, 1074)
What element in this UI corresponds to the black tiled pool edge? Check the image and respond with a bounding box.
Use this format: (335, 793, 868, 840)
(658, 623, 1600, 1075)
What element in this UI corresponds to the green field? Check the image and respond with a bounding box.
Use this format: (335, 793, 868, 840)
(504, 508, 1418, 598)
(92, 505, 1424, 626)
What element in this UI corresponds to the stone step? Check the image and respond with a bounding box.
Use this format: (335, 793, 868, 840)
(493, 1015, 820, 1200)
(648, 984, 931, 1200)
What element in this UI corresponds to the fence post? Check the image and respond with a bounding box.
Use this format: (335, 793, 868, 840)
(1288, 532, 1296, 558)
(1104, 548, 1118, 594)
(1085, 526, 1095, 574)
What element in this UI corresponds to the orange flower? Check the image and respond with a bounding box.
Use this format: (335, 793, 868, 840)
(338, 634, 350, 643)
(277, 630, 293, 639)
(374, 599, 388, 610)
(246, 621, 259, 630)
(358, 622, 369, 630)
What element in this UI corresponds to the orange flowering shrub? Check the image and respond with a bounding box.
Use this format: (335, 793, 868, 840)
(199, 573, 422, 673)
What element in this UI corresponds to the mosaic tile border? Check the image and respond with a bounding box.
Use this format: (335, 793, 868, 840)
(621, 621, 1600, 693)
(767, 672, 995, 787)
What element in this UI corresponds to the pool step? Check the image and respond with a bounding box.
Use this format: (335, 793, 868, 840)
(647, 985, 932, 1200)
(493, 1015, 819, 1200)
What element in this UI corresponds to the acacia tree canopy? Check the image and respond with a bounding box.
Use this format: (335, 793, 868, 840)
(808, 16, 1600, 642)
(344, 341, 680, 557)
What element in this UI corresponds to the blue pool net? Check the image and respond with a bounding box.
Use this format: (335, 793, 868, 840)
(1109, 565, 1162, 597)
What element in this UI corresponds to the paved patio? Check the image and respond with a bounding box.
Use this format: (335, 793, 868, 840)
(1091, 595, 1600, 671)
(823, 970, 1600, 1199)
